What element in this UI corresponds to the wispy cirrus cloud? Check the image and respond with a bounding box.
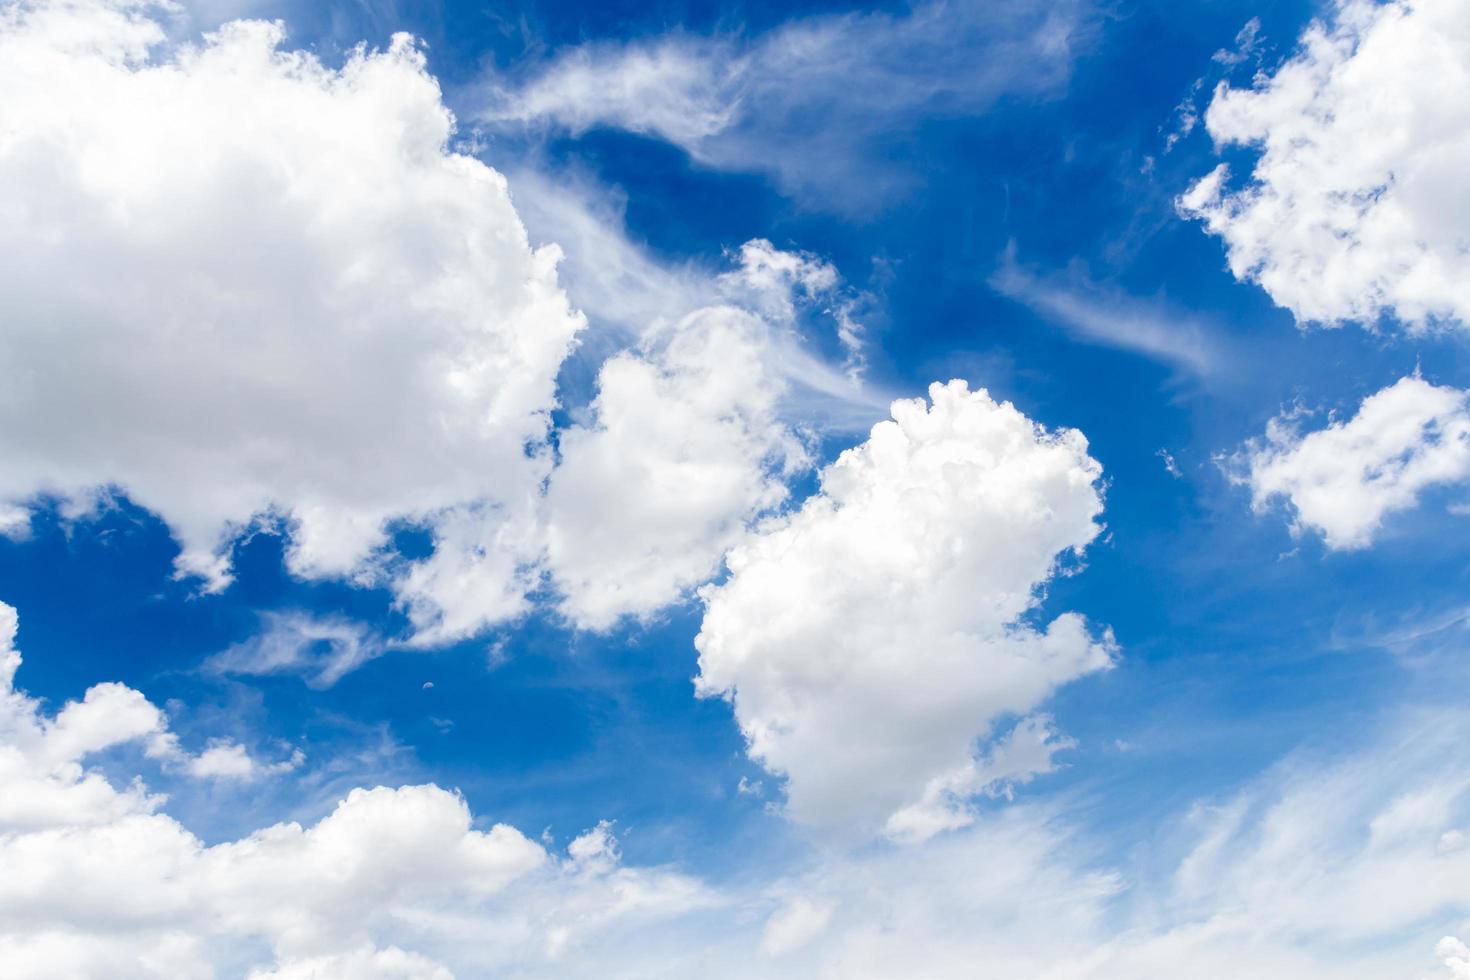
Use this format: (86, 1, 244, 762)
(475, 0, 1094, 212)
(989, 248, 1228, 379)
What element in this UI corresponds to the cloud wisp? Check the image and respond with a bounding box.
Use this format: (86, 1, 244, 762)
(476, 0, 1092, 211)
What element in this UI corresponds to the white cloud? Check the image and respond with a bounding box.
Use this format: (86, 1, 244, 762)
(1180, 0, 1470, 329)
(680, 707, 1470, 980)
(695, 380, 1113, 832)
(0, 604, 300, 817)
(0, 502, 29, 540)
(1439, 937, 1470, 980)
(246, 946, 455, 980)
(541, 239, 862, 630)
(478, 0, 1089, 210)
(0, 0, 888, 650)
(506, 169, 889, 428)
(188, 739, 303, 780)
(759, 895, 834, 958)
(0, 0, 581, 632)
(1239, 375, 1470, 549)
(0, 599, 713, 978)
(544, 304, 806, 630)
(883, 714, 1076, 843)
(8, 598, 1470, 977)
(207, 612, 385, 687)
(989, 250, 1226, 378)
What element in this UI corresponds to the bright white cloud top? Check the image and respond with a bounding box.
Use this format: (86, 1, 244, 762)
(0, 2, 581, 634)
(1241, 376, 1470, 549)
(545, 301, 807, 630)
(696, 381, 1113, 833)
(0, 0, 870, 647)
(1181, 0, 1470, 329)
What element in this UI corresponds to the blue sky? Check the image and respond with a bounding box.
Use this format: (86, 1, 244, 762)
(2, 0, 1470, 976)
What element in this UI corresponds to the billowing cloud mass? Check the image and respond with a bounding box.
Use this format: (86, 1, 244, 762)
(1241, 376, 1470, 549)
(0, 0, 880, 649)
(0, 600, 710, 978)
(0, 0, 581, 632)
(1180, 0, 1470, 329)
(544, 303, 807, 630)
(478, 0, 1089, 209)
(695, 381, 1114, 833)
(7, 590, 1470, 977)
(542, 239, 862, 630)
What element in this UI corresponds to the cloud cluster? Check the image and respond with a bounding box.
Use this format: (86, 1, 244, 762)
(1180, 0, 1470, 329)
(0, 605, 292, 816)
(0, 0, 875, 648)
(7, 604, 1470, 978)
(479, 0, 1089, 210)
(1240, 375, 1470, 549)
(0, 600, 710, 978)
(695, 380, 1113, 833)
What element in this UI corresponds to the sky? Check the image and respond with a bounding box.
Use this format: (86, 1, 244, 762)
(2, 0, 1470, 976)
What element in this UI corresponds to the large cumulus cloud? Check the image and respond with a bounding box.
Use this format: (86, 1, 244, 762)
(695, 380, 1114, 834)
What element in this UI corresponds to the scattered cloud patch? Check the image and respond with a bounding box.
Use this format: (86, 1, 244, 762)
(1181, 0, 1470, 329)
(0, 600, 713, 978)
(1237, 376, 1470, 549)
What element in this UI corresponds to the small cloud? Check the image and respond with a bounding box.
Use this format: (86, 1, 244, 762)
(1211, 17, 1262, 67)
(990, 246, 1226, 379)
(1157, 449, 1183, 479)
(205, 612, 384, 689)
(185, 740, 303, 782)
(0, 503, 30, 541)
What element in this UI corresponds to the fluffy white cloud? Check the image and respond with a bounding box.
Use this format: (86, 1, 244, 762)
(0, 600, 712, 978)
(544, 306, 805, 629)
(0, 0, 582, 633)
(0, 613, 297, 831)
(1439, 937, 1470, 980)
(1180, 0, 1470, 329)
(541, 241, 848, 630)
(695, 380, 1113, 832)
(9, 598, 1470, 977)
(0, 1, 888, 649)
(478, 0, 1088, 210)
(1240, 375, 1470, 549)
